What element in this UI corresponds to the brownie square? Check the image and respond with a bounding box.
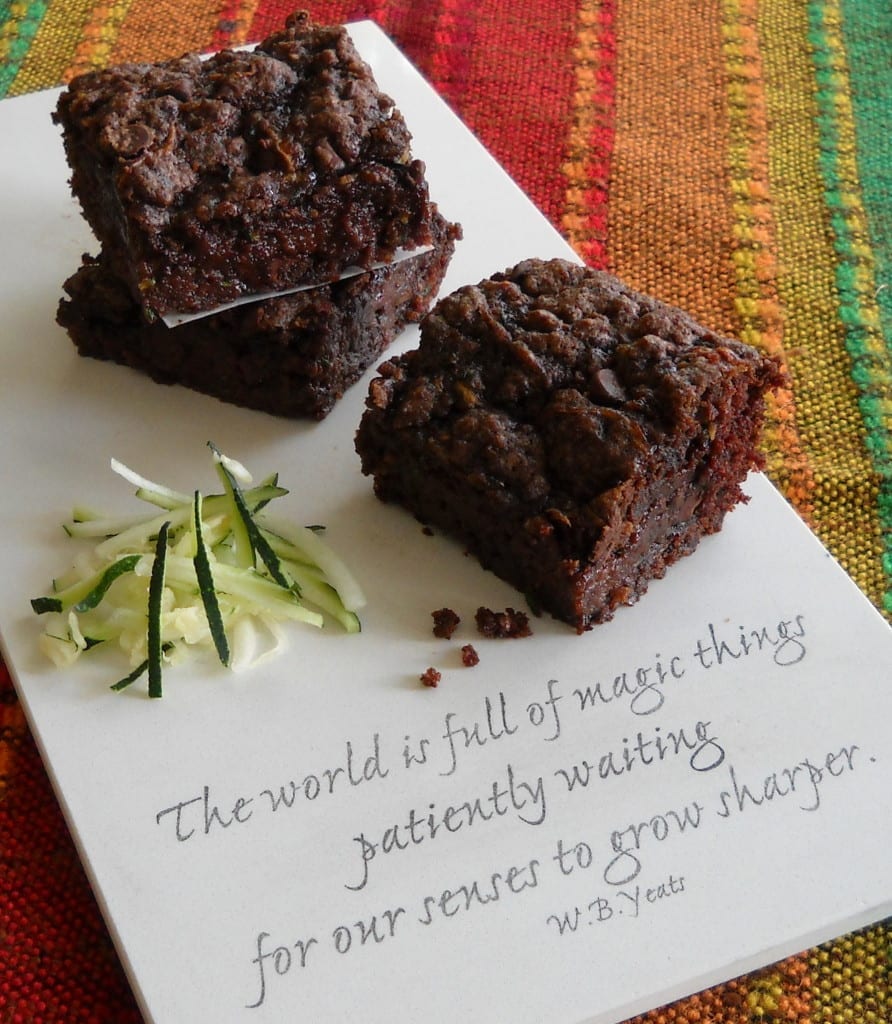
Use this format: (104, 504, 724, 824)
(355, 258, 785, 631)
(53, 12, 434, 317)
(57, 214, 460, 420)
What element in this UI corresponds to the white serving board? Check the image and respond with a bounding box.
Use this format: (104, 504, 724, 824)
(0, 21, 890, 1024)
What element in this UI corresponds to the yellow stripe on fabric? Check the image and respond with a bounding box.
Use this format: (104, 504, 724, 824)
(720, 0, 818, 525)
(0, 2, 29, 71)
(63, 0, 137, 81)
(759, 1, 887, 607)
(108, 0, 219, 65)
(7, 0, 93, 93)
(810, 927, 891, 1023)
(743, 962, 811, 1020)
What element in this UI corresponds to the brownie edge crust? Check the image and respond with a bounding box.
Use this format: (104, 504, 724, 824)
(355, 258, 785, 632)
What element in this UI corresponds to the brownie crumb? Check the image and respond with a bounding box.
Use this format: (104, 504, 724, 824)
(420, 667, 441, 688)
(422, 526, 435, 536)
(475, 606, 533, 639)
(461, 644, 480, 667)
(431, 607, 461, 639)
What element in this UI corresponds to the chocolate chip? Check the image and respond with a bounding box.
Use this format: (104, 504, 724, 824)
(591, 367, 627, 404)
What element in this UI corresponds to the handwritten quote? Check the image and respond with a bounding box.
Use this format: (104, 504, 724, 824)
(150, 613, 875, 1011)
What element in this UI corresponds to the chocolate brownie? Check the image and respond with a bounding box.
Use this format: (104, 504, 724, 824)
(57, 215, 459, 420)
(53, 12, 435, 316)
(355, 258, 785, 631)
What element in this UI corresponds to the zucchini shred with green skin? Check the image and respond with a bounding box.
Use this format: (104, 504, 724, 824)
(30, 444, 365, 698)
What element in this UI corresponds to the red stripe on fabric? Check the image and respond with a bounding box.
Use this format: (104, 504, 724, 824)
(426, 0, 581, 231)
(209, 0, 244, 50)
(248, 2, 580, 234)
(426, 0, 476, 112)
(248, 1, 359, 41)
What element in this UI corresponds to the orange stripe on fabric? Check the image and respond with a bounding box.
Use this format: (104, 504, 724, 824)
(108, 0, 220, 65)
(607, 0, 737, 333)
(759, 1, 887, 606)
(560, 0, 616, 270)
(627, 955, 812, 1024)
(721, 0, 818, 523)
(62, 0, 136, 80)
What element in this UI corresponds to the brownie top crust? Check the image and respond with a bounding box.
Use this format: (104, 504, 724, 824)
(363, 258, 784, 512)
(53, 11, 433, 314)
(58, 15, 411, 200)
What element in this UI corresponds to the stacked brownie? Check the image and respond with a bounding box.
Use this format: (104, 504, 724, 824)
(356, 258, 784, 631)
(53, 12, 458, 417)
(58, 214, 459, 419)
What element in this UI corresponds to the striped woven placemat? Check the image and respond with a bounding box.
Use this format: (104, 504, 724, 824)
(1, 1, 889, 1021)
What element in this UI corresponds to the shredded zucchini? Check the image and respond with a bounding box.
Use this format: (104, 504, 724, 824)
(31, 444, 366, 697)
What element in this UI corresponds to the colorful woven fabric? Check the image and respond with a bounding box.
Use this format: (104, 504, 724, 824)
(1, 1, 889, 1021)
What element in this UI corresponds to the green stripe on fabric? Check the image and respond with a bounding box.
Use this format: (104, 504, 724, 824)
(839, 0, 892, 592)
(8, 0, 94, 94)
(758, 1, 886, 610)
(0, 0, 49, 98)
(807, 1, 892, 615)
